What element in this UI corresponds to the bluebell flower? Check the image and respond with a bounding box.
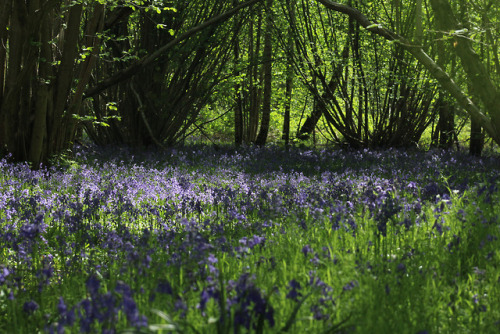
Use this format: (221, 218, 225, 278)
(86, 275, 100, 296)
(23, 300, 39, 314)
(198, 289, 211, 312)
(432, 219, 443, 235)
(57, 297, 67, 314)
(396, 263, 406, 273)
(122, 295, 147, 327)
(302, 244, 313, 257)
(0, 267, 9, 285)
(286, 279, 302, 301)
(157, 280, 173, 295)
(342, 280, 358, 291)
(174, 298, 187, 317)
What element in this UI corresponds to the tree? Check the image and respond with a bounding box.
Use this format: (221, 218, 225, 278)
(286, 0, 436, 148)
(281, 0, 295, 147)
(315, 0, 500, 147)
(0, 1, 105, 166)
(0, 0, 262, 165)
(255, 0, 274, 146)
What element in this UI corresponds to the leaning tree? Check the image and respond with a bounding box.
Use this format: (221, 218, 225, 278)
(315, 0, 500, 148)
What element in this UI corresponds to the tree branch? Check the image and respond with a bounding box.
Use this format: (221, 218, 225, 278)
(84, 0, 262, 98)
(315, 0, 499, 144)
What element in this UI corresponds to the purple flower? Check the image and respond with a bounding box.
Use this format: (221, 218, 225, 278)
(432, 219, 443, 235)
(0, 267, 9, 285)
(207, 253, 218, 264)
(57, 297, 67, 314)
(23, 300, 39, 314)
(85, 275, 100, 296)
(342, 280, 358, 291)
(122, 295, 147, 327)
(302, 244, 313, 257)
(230, 274, 275, 330)
(198, 289, 211, 312)
(396, 263, 406, 273)
(157, 280, 173, 295)
(174, 298, 187, 318)
(286, 279, 302, 301)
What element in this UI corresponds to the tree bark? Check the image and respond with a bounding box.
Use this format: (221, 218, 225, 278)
(297, 43, 349, 140)
(0, 0, 11, 105)
(28, 9, 52, 166)
(282, 0, 295, 147)
(233, 0, 243, 146)
(414, 0, 423, 44)
(49, 3, 83, 153)
(470, 117, 483, 156)
(0, 1, 26, 157)
(255, 0, 273, 146)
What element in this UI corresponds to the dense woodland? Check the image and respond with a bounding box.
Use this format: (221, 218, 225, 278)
(1, 0, 500, 165)
(2, 2, 500, 332)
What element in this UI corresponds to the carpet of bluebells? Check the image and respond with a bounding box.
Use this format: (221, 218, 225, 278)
(1, 144, 500, 333)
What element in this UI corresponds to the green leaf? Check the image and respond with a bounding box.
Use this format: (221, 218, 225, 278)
(280, 291, 313, 332)
(365, 23, 382, 30)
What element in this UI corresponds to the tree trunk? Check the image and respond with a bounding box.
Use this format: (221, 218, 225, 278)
(297, 43, 349, 140)
(282, 2, 294, 147)
(470, 117, 483, 156)
(28, 12, 52, 166)
(255, 0, 273, 146)
(233, 0, 243, 146)
(0, 0, 10, 105)
(414, 0, 423, 44)
(49, 3, 83, 154)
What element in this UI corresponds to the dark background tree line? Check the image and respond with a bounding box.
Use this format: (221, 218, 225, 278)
(1, 0, 499, 166)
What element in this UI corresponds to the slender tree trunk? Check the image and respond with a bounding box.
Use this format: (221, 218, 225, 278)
(49, 3, 83, 154)
(248, 11, 262, 142)
(28, 10, 52, 166)
(255, 0, 273, 146)
(0, 0, 10, 105)
(470, 117, 483, 156)
(297, 43, 349, 140)
(233, 0, 243, 145)
(431, 34, 455, 149)
(0, 1, 25, 158)
(415, 0, 423, 44)
(282, 2, 294, 147)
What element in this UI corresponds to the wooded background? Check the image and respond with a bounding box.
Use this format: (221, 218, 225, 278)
(1, 0, 499, 166)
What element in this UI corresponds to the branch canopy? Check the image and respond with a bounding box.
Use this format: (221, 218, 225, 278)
(314, 0, 500, 145)
(84, 0, 263, 98)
